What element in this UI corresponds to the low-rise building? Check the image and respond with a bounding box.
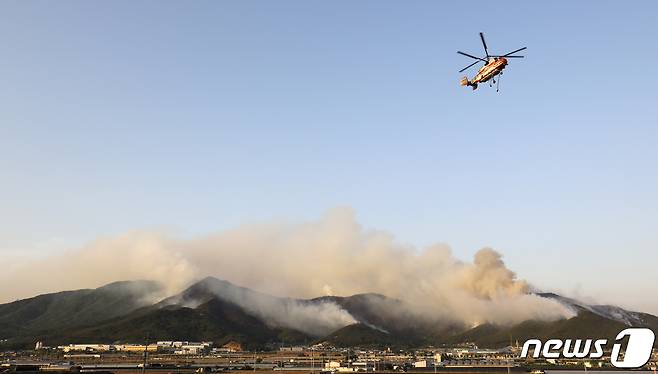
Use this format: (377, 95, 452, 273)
(413, 359, 437, 368)
(115, 344, 157, 352)
(279, 346, 305, 352)
(325, 361, 342, 369)
(174, 342, 212, 355)
(57, 344, 112, 353)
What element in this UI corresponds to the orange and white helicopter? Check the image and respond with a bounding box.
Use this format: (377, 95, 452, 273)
(458, 32, 526, 91)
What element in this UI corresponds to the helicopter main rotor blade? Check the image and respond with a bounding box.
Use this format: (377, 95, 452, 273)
(480, 32, 490, 58)
(459, 60, 481, 73)
(500, 47, 527, 57)
(494, 55, 524, 58)
(457, 51, 487, 62)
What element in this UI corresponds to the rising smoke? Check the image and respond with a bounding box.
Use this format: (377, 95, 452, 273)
(0, 207, 574, 332)
(162, 277, 357, 336)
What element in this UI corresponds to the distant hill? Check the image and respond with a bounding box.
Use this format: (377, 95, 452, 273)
(536, 292, 658, 330)
(0, 280, 162, 345)
(1, 277, 656, 350)
(440, 293, 658, 348)
(309, 294, 464, 347)
(444, 311, 628, 347)
(320, 323, 396, 347)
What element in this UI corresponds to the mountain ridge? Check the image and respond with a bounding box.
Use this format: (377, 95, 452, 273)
(1, 277, 656, 350)
(0, 280, 162, 342)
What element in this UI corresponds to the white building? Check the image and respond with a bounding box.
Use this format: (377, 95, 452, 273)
(279, 346, 305, 352)
(173, 342, 212, 355)
(325, 361, 342, 369)
(413, 359, 437, 368)
(57, 344, 112, 353)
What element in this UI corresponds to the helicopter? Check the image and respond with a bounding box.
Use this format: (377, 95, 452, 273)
(458, 32, 526, 91)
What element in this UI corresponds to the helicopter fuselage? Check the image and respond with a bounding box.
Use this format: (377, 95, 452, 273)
(471, 57, 507, 84)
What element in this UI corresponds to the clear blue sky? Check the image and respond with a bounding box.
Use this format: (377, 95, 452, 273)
(1, 1, 657, 312)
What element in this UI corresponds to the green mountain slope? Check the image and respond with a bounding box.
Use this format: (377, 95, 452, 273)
(320, 323, 396, 347)
(0, 280, 162, 340)
(445, 311, 629, 348)
(65, 297, 309, 349)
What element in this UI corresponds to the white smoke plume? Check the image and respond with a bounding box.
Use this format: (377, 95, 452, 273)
(0, 207, 574, 328)
(161, 277, 357, 336)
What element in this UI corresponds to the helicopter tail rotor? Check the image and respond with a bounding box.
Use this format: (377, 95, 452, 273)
(460, 77, 478, 90)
